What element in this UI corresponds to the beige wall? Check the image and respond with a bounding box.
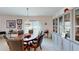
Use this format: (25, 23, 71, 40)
(0, 16, 53, 34)
(28, 16, 53, 33)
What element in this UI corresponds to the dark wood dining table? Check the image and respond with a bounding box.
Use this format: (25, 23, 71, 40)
(6, 33, 38, 51)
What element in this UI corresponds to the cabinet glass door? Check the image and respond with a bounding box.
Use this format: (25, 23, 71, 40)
(59, 16, 64, 37)
(75, 8, 79, 41)
(53, 19, 56, 32)
(64, 13, 71, 39)
(53, 18, 58, 33)
(55, 18, 58, 33)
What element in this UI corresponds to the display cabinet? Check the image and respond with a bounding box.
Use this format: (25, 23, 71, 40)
(52, 8, 79, 51)
(52, 9, 73, 51)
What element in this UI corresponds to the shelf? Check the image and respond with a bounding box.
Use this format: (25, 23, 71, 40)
(75, 25, 79, 27)
(75, 15, 79, 25)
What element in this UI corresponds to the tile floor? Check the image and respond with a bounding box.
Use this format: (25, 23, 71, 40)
(0, 37, 9, 51)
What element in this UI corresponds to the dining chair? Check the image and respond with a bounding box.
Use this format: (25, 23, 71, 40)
(30, 34, 45, 51)
(23, 38, 37, 51)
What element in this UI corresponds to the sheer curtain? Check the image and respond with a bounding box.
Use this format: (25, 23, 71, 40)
(32, 21, 42, 35)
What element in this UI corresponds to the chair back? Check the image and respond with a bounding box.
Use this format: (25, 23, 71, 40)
(37, 34, 45, 47)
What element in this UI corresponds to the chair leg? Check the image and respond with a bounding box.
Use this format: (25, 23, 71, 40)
(22, 46, 26, 51)
(27, 47, 30, 51)
(40, 46, 42, 50)
(34, 48, 36, 51)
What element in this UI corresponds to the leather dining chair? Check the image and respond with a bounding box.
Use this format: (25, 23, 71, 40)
(22, 34, 45, 51)
(30, 34, 45, 51)
(23, 38, 37, 51)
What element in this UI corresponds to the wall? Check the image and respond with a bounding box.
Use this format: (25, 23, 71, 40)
(28, 16, 53, 33)
(0, 16, 53, 34)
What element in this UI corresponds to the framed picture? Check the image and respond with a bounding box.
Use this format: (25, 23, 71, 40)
(6, 20, 16, 28)
(17, 19, 22, 29)
(17, 19, 22, 25)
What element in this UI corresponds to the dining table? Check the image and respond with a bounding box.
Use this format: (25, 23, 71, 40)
(6, 33, 38, 51)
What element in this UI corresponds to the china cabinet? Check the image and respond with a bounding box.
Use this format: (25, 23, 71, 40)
(52, 8, 73, 51)
(52, 18, 59, 50)
(52, 8, 79, 51)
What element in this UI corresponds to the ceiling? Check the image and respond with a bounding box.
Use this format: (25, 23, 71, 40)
(0, 7, 63, 16)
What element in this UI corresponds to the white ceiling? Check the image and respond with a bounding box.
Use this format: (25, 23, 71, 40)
(0, 7, 63, 16)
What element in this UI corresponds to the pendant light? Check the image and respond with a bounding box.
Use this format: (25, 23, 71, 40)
(27, 8, 30, 21)
(25, 8, 32, 27)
